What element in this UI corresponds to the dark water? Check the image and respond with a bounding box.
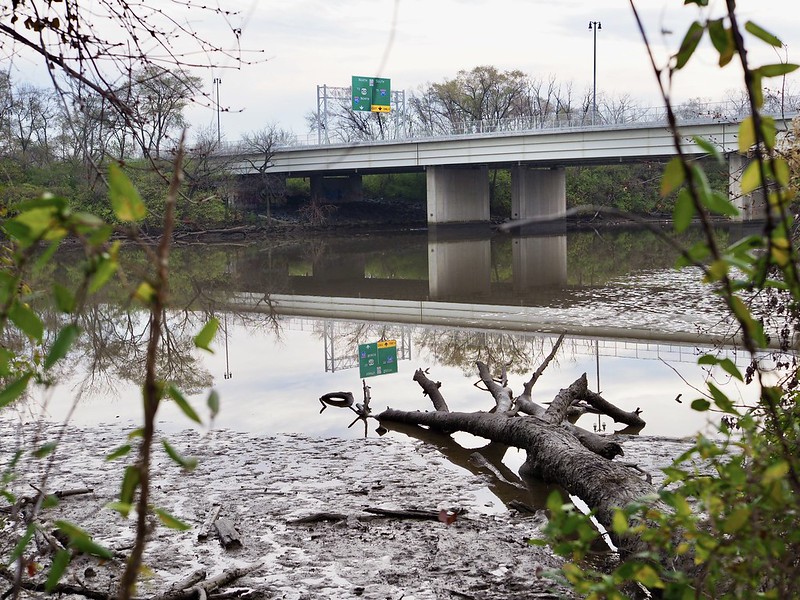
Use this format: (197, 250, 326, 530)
(18, 224, 766, 443)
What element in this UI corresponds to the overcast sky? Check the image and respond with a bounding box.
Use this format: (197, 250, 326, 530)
(9, 0, 800, 141)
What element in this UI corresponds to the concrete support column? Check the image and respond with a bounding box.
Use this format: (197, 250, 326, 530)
(728, 153, 764, 221)
(426, 166, 490, 224)
(511, 166, 566, 221)
(428, 238, 491, 300)
(512, 235, 568, 291)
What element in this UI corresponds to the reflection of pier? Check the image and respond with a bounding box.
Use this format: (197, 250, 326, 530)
(235, 229, 568, 304)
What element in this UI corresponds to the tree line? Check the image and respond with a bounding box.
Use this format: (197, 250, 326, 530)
(0, 62, 795, 225)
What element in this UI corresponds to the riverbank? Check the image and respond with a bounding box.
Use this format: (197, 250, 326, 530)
(1, 421, 582, 599)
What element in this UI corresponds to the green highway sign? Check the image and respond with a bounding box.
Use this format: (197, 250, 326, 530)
(351, 76, 391, 113)
(358, 339, 398, 377)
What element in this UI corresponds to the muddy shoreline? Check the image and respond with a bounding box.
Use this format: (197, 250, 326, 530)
(3, 421, 599, 599)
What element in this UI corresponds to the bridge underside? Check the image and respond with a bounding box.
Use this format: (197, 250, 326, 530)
(284, 152, 762, 225)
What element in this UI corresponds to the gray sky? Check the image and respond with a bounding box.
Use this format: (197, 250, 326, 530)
(8, 0, 800, 141)
(186, 0, 800, 140)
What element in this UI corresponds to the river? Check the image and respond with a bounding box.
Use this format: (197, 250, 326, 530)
(16, 223, 769, 444)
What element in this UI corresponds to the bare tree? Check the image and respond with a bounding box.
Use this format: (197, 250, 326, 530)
(239, 125, 294, 220)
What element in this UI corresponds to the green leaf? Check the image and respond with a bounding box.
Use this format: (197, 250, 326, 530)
(740, 160, 762, 194)
(708, 19, 734, 66)
(194, 318, 219, 352)
(127, 428, 145, 440)
(0, 374, 32, 409)
(673, 189, 695, 233)
(691, 398, 711, 412)
(762, 460, 789, 484)
(0, 347, 11, 377)
(772, 157, 790, 186)
(53, 520, 113, 559)
(88, 254, 119, 294)
(16, 194, 67, 212)
(34, 239, 62, 273)
(701, 191, 739, 217)
(722, 507, 751, 534)
(9, 523, 36, 562)
(739, 117, 755, 153)
(154, 507, 191, 531)
(106, 502, 133, 517)
(108, 163, 147, 222)
(661, 158, 685, 197)
(162, 438, 198, 471)
(759, 63, 799, 78)
(3, 220, 33, 246)
(42, 494, 59, 509)
(33, 442, 58, 458)
(761, 116, 777, 150)
(53, 284, 76, 314)
(45, 549, 71, 592)
(693, 135, 722, 162)
(166, 384, 202, 424)
(612, 510, 628, 535)
(44, 324, 80, 370)
(675, 21, 704, 70)
(708, 382, 736, 413)
(9, 301, 44, 341)
(634, 564, 665, 589)
(106, 444, 132, 461)
(119, 466, 140, 513)
(718, 358, 743, 381)
(207, 389, 220, 420)
(133, 281, 156, 304)
(745, 21, 782, 47)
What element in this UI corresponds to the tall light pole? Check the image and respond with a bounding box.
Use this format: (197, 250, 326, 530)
(588, 21, 601, 125)
(213, 77, 222, 143)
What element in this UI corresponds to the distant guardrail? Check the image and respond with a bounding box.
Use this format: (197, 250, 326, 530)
(215, 101, 797, 155)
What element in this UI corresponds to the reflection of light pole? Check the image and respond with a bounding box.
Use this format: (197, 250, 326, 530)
(223, 312, 232, 379)
(213, 77, 222, 143)
(588, 21, 601, 125)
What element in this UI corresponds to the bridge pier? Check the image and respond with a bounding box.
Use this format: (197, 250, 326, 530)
(728, 153, 764, 220)
(310, 174, 363, 203)
(426, 166, 490, 224)
(511, 166, 566, 223)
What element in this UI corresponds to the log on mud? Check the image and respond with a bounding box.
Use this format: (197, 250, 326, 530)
(377, 407, 654, 556)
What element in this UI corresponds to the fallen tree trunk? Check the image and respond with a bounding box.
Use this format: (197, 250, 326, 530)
(377, 407, 655, 556)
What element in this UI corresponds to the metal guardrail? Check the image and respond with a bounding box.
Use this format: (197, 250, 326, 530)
(215, 101, 796, 155)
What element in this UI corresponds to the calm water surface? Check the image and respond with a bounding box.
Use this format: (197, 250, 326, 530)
(17, 224, 771, 443)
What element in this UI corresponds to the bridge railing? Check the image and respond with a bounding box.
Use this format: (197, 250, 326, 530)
(217, 101, 791, 154)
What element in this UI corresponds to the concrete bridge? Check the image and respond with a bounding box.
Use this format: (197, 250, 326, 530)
(226, 117, 792, 224)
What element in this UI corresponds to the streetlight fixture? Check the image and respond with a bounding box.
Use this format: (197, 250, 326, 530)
(588, 21, 601, 125)
(213, 77, 222, 144)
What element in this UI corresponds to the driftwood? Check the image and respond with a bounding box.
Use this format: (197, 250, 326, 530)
(214, 518, 242, 549)
(143, 561, 263, 600)
(580, 389, 646, 428)
(374, 353, 658, 557)
(197, 504, 222, 541)
(287, 507, 461, 525)
(1, 487, 95, 514)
